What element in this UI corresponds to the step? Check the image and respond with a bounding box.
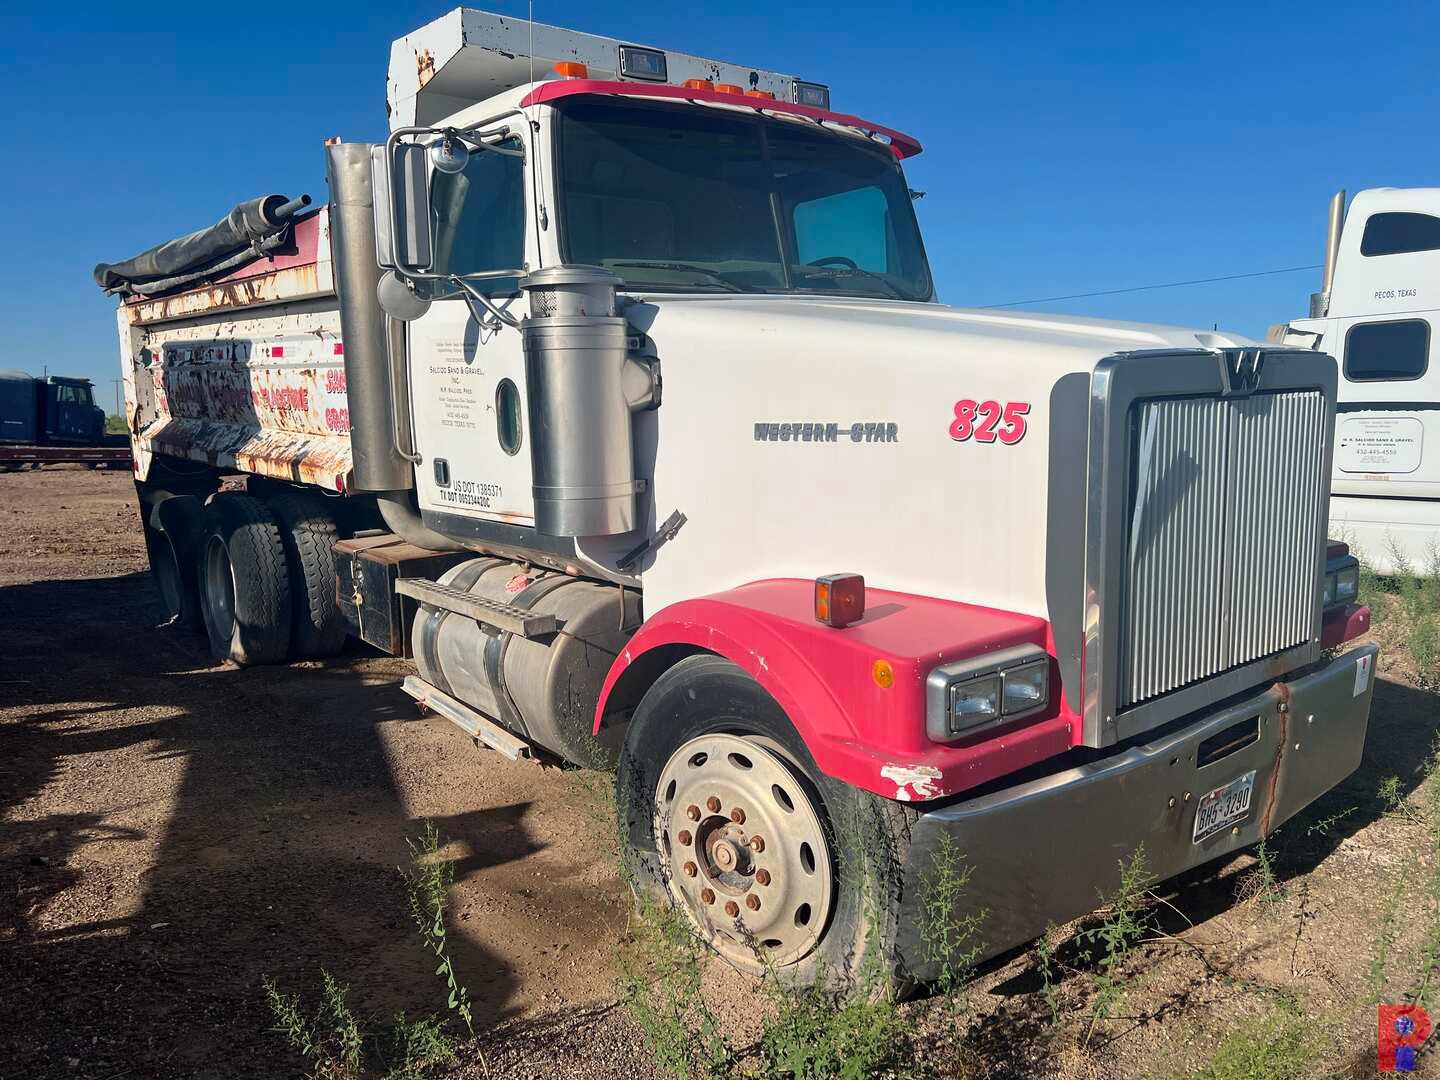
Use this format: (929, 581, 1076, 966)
(401, 676, 532, 761)
(395, 578, 557, 638)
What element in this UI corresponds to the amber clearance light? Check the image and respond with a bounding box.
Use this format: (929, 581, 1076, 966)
(815, 573, 865, 628)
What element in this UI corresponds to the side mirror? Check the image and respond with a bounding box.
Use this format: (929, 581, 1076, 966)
(370, 142, 432, 273)
(377, 270, 432, 323)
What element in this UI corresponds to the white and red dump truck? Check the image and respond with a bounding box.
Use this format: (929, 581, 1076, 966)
(98, 9, 1377, 985)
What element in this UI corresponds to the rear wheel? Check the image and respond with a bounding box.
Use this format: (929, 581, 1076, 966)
(198, 494, 291, 665)
(266, 492, 347, 659)
(617, 654, 911, 986)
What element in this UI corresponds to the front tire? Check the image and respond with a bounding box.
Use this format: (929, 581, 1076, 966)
(198, 494, 291, 665)
(616, 654, 912, 987)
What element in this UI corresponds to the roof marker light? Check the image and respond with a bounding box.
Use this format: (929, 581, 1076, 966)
(744, 89, 776, 100)
(815, 573, 865, 629)
(554, 61, 588, 79)
(792, 80, 831, 110)
(714, 83, 744, 96)
(618, 45, 667, 82)
(682, 78, 715, 92)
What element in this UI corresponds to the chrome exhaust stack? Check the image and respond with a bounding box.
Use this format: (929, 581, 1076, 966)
(1309, 189, 1347, 318)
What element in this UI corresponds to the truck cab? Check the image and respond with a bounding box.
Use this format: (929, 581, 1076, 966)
(0, 371, 104, 446)
(44, 377, 105, 444)
(1277, 188, 1440, 573)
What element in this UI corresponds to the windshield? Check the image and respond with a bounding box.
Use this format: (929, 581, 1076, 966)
(555, 98, 933, 301)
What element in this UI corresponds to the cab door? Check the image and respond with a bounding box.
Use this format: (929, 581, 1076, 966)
(48, 383, 96, 443)
(406, 132, 537, 529)
(1331, 313, 1440, 501)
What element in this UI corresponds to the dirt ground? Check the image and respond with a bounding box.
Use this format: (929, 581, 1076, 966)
(0, 467, 656, 1080)
(3, 467, 1439, 1079)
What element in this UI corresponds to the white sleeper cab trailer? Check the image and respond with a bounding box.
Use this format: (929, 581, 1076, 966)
(1276, 188, 1440, 575)
(100, 10, 1377, 985)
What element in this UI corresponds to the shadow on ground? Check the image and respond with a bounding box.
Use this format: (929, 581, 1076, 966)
(0, 571, 537, 1079)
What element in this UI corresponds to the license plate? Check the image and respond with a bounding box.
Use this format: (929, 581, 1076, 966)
(1192, 770, 1257, 843)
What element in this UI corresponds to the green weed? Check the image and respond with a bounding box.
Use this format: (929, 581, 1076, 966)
(1186, 993, 1329, 1080)
(753, 981, 908, 1080)
(404, 822, 475, 1037)
(916, 834, 986, 1002)
(261, 825, 473, 1078)
(261, 968, 362, 1079)
(380, 1014, 459, 1080)
(614, 898, 729, 1080)
(1076, 846, 1153, 1045)
(1035, 923, 1062, 1025)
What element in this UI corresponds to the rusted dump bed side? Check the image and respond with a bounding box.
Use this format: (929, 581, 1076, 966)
(119, 210, 354, 492)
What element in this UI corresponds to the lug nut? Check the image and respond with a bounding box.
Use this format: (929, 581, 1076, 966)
(686, 805, 701, 822)
(706, 796, 721, 813)
(677, 830, 692, 846)
(700, 888, 715, 905)
(755, 868, 771, 886)
(724, 901, 739, 917)
(746, 894, 761, 911)
(749, 836, 765, 854)
(730, 808, 746, 825)
(683, 861, 698, 878)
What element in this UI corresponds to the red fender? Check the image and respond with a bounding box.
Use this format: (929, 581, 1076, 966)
(594, 579, 1078, 802)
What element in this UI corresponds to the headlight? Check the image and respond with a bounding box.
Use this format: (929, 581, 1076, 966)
(948, 674, 1000, 732)
(1002, 659, 1049, 716)
(926, 645, 1051, 742)
(1323, 556, 1360, 610)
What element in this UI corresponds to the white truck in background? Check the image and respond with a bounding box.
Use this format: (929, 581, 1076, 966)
(97, 9, 1377, 988)
(1275, 188, 1440, 574)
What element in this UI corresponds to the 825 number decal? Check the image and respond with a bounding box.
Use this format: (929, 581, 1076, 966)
(949, 399, 1030, 444)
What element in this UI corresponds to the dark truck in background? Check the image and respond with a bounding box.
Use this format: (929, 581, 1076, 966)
(0, 370, 129, 470)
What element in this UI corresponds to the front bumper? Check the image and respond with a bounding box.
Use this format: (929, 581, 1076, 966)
(896, 644, 1378, 978)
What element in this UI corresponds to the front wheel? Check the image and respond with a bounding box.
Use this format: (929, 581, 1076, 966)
(616, 655, 912, 986)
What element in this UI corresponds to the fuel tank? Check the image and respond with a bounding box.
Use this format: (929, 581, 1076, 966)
(412, 556, 640, 768)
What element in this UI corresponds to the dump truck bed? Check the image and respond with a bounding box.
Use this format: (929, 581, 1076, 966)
(117, 208, 353, 491)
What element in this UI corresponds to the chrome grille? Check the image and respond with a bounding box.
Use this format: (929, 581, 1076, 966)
(1119, 391, 1327, 708)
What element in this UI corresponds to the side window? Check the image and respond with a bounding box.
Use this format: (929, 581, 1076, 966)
(429, 136, 525, 292)
(793, 187, 890, 272)
(1344, 319, 1430, 382)
(1360, 212, 1440, 257)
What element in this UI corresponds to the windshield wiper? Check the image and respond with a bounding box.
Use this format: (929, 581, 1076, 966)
(608, 261, 744, 292)
(794, 266, 906, 300)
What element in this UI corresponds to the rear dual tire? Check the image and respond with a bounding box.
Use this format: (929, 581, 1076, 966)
(199, 494, 292, 666)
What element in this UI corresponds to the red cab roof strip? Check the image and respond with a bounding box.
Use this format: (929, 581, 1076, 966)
(519, 79, 924, 160)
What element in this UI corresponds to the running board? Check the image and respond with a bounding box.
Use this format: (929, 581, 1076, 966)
(401, 675, 533, 761)
(394, 578, 557, 638)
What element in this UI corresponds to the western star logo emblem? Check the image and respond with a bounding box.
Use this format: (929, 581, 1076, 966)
(754, 421, 898, 443)
(1218, 348, 1265, 396)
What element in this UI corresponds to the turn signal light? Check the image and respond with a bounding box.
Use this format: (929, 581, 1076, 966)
(682, 78, 715, 91)
(554, 62, 588, 79)
(815, 573, 865, 628)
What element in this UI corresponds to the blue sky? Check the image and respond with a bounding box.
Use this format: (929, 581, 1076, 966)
(3, 1, 1437, 402)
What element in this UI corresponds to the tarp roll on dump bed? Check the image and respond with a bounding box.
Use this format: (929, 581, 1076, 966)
(92, 194, 312, 297)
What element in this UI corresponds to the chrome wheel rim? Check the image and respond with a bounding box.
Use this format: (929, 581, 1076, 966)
(654, 733, 833, 968)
